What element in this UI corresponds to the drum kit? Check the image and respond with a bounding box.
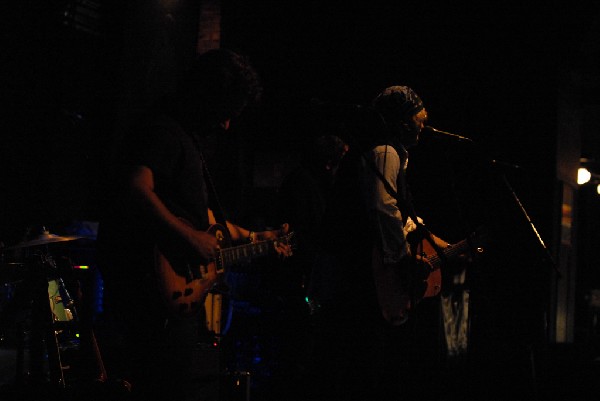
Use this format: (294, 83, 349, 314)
(0, 227, 99, 390)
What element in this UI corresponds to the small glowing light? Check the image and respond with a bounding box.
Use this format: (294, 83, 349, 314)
(597, 184, 600, 195)
(74, 265, 89, 270)
(578, 168, 591, 185)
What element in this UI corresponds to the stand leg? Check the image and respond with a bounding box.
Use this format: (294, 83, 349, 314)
(14, 321, 26, 384)
(29, 272, 65, 388)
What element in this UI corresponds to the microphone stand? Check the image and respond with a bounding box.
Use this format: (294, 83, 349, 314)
(495, 168, 559, 276)
(425, 126, 558, 399)
(480, 154, 559, 400)
(423, 126, 558, 275)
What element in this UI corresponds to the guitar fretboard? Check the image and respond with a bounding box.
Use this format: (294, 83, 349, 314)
(426, 239, 469, 268)
(217, 232, 294, 271)
(219, 240, 274, 269)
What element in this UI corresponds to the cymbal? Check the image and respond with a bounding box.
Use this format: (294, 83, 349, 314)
(1, 231, 85, 250)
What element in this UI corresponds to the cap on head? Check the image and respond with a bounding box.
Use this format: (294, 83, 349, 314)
(371, 86, 424, 123)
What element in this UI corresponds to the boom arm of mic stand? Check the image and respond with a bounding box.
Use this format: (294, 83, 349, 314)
(498, 173, 560, 278)
(437, 130, 559, 277)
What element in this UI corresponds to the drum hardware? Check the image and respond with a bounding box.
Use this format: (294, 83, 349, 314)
(1, 227, 85, 251)
(0, 225, 113, 401)
(0, 242, 85, 389)
(26, 254, 69, 388)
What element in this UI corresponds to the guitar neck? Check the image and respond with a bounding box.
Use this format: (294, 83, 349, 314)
(218, 239, 277, 270)
(426, 238, 469, 267)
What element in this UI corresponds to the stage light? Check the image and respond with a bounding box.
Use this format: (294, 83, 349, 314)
(597, 184, 600, 195)
(578, 167, 591, 185)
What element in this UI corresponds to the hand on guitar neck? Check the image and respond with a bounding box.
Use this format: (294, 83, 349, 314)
(252, 223, 293, 258)
(179, 215, 292, 267)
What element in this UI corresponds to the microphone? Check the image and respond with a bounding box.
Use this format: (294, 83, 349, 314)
(423, 126, 473, 143)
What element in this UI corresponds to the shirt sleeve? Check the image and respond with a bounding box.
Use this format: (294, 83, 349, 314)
(133, 126, 181, 176)
(361, 145, 411, 265)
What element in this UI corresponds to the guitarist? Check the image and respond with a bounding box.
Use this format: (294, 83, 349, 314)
(309, 86, 455, 401)
(96, 49, 291, 401)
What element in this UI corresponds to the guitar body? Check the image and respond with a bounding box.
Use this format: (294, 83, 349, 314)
(371, 245, 440, 326)
(155, 220, 294, 318)
(373, 227, 485, 325)
(155, 223, 230, 318)
(414, 239, 443, 298)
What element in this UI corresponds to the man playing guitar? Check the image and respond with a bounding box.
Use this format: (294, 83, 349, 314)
(307, 86, 468, 401)
(96, 49, 291, 401)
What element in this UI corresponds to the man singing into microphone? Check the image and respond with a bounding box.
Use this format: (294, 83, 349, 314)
(307, 85, 455, 401)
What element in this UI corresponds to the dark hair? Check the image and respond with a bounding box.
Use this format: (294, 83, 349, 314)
(174, 48, 262, 125)
(310, 135, 347, 167)
(371, 85, 424, 126)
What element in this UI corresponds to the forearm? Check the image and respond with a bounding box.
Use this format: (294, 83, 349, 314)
(207, 209, 252, 242)
(206, 207, 288, 246)
(128, 165, 216, 261)
(130, 168, 198, 244)
(364, 145, 410, 264)
(372, 209, 411, 264)
(429, 233, 450, 249)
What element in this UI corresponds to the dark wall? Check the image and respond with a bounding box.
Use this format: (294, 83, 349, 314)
(219, 1, 599, 240)
(0, 1, 200, 242)
(1, 2, 117, 241)
(215, 2, 600, 362)
(2, 1, 599, 243)
(2, 3, 600, 394)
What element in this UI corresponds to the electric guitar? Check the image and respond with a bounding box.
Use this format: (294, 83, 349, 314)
(155, 221, 294, 318)
(373, 227, 487, 325)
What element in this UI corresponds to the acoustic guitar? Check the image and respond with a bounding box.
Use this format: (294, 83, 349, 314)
(373, 227, 486, 325)
(155, 221, 294, 318)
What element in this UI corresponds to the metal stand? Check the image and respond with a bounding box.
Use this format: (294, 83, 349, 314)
(18, 253, 72, 388)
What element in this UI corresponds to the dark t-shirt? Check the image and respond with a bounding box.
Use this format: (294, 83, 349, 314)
(97, 114, 209, 285)
(313, 150, 377, 310)
(95, 113, 212, 398)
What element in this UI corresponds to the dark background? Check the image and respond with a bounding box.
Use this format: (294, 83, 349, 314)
(3, 0, 599, 304)
(2, 1, 599, 237)
(2, 1, 600, 399)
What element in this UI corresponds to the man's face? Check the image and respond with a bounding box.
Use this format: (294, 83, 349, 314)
(403, 108, 428, 147)
(413, 109, 428, 134)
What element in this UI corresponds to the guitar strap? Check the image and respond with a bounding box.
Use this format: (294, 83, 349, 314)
(362, 148, 448, 264)
(190, 133, 228, 227)
(199, 152, 228, 226)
